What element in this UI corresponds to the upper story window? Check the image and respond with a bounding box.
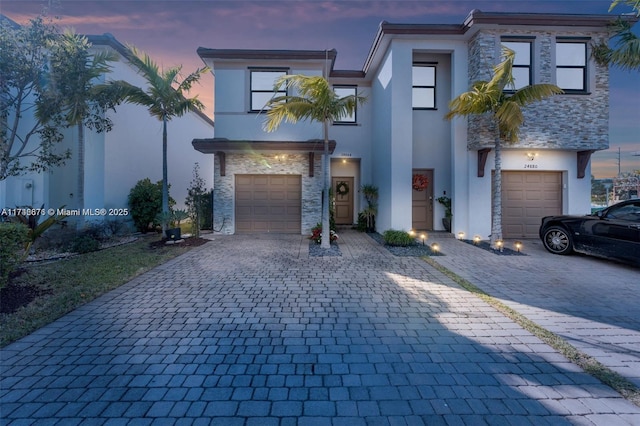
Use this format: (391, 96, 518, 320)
(555, 39, 588, 93)
(501, 39, 532, 90)
(333, 86, 357, 124)
(412, 63, 436, 109)
(250, 68, 287, 112)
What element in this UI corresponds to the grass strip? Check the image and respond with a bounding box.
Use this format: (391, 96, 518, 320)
(423, 256, 640, 407)
(1, 237, 198, 347)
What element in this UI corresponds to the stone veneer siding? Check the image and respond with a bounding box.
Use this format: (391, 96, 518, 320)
(213, 152, 323, 235)
(467, 29, 609, 151)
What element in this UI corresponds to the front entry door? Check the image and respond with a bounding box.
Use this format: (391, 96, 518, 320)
(412, 169, 434, 231)
(332, 177, 354, 225)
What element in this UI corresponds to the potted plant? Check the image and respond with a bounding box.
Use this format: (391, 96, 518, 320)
(436, 194, 452, 232)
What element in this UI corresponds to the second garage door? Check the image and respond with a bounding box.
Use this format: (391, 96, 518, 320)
(235, 174, 301, 233)
(502, 171, 562, 239)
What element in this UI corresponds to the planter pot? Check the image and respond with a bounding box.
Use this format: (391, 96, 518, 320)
(165, 228, 181, 240)
(442, 217, 451, 232)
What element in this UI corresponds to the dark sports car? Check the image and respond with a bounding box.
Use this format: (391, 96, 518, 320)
(539, 199, 640, 265)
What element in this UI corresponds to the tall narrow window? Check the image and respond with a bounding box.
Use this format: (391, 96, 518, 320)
(501, 40, 532, 90)
(556, 41, 587, 92)
(250, 69, 287, 111)
(412, 64, 436, 109)
(334, 86, 357, 124)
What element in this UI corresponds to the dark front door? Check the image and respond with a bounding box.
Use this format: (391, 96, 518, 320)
(412, 169, 434, 231)
(332, 177, 354, 225)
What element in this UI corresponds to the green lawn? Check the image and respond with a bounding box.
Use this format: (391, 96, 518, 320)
(0, 236, 201, 347)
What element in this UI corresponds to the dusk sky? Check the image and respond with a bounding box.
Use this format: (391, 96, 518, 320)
(2, 0, 639, 178)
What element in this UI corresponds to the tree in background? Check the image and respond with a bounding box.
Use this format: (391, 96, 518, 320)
(263, 75, 366, 249)
(0, 15, 69, 180)
(446, 47, 563, 249)
(48, 30, 123, 227)
(592, 0, 640, 71)
(113, 47, 208, 233)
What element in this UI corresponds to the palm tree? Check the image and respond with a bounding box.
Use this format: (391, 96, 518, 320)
(445, 46, 563, 250)
(115, 46, 208, 232)
(592, 0, 640, 71)
(49, 30, 120, 228)
(263, 74, 366, 249)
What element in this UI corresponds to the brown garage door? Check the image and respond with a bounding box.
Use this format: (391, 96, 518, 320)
(235, 174, 301, 233)
(501, 171, 562, 239)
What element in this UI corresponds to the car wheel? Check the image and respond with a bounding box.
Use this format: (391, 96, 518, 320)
(542, 226, 574, 255)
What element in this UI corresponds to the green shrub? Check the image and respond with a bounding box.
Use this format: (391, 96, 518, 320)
(128, 179, 174, 232)
(382, 229, 415, 247)
(0, 223, 29, 288)
(70, 235, 100, 254)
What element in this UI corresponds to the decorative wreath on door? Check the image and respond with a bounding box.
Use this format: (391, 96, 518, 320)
(336, 181, 350, 196)
(412, 174, 429, 191)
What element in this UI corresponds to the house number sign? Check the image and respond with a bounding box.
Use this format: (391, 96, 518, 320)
(524, 164, 539, 169)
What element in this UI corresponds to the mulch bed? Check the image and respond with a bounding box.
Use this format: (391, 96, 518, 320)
(148, 236, 210, 249)
(0, 272, 52, 314)
(368, 233, 445, 257)
(461, 239, 527, 256)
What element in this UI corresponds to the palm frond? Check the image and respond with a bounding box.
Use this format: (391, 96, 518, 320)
(496, 100, 525, 142)
(489, 46, 516, 91)
(510, 84, 564, 106)
(263, 74, 364, 133)
(609, 0, 640, 15)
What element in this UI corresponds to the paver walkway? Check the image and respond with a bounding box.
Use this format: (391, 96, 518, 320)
(1, 230, 640, 425)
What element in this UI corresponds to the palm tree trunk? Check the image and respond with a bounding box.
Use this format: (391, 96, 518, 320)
(77, 123, 85, 229)
(162, 115, 169, 233)
(321, 119, 331, 249)
(490, 136, 503, 250)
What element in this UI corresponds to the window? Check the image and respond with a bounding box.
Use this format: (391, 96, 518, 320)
(501, 40, 532, 90)
(556, 40, 588, 92)
(412, 64, 436, 109)
(250, 69, 287, 111)
(334, 86, 357, 124)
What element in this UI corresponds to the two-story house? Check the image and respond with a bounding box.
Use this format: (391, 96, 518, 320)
(193, 10, 625, 240)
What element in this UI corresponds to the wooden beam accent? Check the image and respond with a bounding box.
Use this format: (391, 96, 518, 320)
(216, 151, 226, 176)
(477, 148, 491, 177)
(308, 152, 314, 177)
(577, 150, 595, 179)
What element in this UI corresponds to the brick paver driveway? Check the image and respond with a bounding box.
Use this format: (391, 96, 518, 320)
(2, 231, 639, 425)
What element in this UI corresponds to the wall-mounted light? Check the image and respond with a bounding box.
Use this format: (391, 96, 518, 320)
(342, 158, 348, 164)
(274, 154, 287, 161)
(526, 152, 538, 161)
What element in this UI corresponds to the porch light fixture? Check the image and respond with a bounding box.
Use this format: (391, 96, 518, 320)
(457, 231, 465, 240)
(526, 152, 538, 161)
(274, 154, 287, 161)
(473, 235, 481, 245)
(420, 233, 426, 245)
(514, 241, 522, 252)
(430, 242, 440, 253)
